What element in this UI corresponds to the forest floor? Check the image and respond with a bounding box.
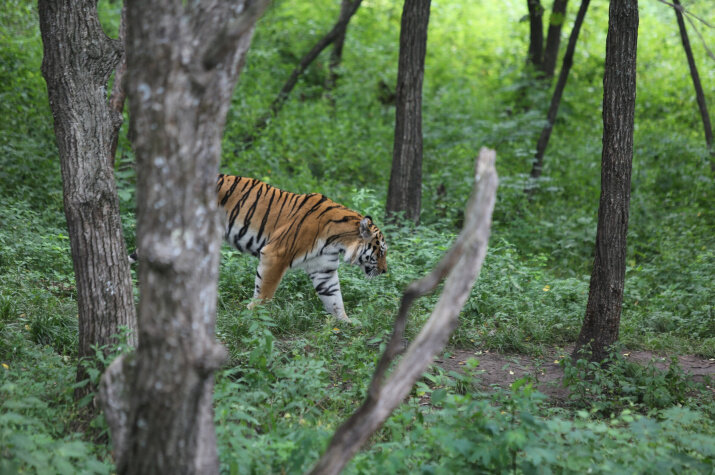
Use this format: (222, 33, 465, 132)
(436, 347, 715, 403)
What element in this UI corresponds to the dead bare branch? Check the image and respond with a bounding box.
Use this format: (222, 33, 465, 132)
(309, 147, 498, 475)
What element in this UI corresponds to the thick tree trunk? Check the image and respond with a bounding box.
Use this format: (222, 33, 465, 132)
(38, 0, 136, 401)
(527, 0, 590, 190)
(574, 0, 638, 362)
(114, 1, 267, 473)
(672, 0, 713, 169)
(311, 149, 498, 475)
(526, 0, 544, 70)
(386, 0, 431, 224)
(542, 0, 568, 78)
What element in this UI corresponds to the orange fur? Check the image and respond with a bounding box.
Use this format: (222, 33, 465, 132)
(217, 175, 387, 320)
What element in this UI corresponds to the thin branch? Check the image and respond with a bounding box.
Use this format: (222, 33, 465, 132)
(241, 0, 362, 147)
(685, 12, 715, 61)
(656, 0, 714, 28)
(656, 0, 715, 61)
(310, 148, 498, 475)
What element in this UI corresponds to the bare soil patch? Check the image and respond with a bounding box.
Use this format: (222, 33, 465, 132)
(436, 347, 715, 403)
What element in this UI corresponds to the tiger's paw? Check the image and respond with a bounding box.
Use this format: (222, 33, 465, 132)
(334, 312, 362, 327)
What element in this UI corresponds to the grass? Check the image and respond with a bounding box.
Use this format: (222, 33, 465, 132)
(1, 0, 714, 472)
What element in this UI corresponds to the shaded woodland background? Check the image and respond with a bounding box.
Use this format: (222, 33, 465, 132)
(1, 0, 714, 473)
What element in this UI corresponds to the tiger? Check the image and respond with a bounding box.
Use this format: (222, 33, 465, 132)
(132, 175, 388, 323)
(217, 174, 387, 322)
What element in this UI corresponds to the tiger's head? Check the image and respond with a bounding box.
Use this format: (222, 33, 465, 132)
(356, 216, 387, 278)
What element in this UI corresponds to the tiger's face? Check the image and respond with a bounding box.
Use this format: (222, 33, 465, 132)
(358, 216, 388, 279)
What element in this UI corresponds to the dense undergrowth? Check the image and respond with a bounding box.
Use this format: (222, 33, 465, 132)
(1, 0, 713, 473)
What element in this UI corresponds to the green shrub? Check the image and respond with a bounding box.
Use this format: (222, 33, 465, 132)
(562, 346, 708, 415)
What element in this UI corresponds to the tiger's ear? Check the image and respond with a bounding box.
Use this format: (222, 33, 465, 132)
(359, 217, 373, 240)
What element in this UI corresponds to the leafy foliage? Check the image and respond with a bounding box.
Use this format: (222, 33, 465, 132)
(562, 346, 711, 415)
(1, 0, 714, 472)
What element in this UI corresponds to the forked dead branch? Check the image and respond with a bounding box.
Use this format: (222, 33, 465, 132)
(310, 147, 499, 475)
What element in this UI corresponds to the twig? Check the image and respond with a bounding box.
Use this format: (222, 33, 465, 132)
(656, 0, 715, 61)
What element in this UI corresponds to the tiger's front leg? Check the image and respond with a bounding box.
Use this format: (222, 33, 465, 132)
(249, 253, 289, 309)
(308, 269, 350, 322)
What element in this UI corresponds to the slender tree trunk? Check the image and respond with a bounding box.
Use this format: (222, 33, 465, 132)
(38, 0, 136, 402)
(672, 0, 713, 169)
(243, 0, 362, 146)
(526, 0, 590, 191)
(108, 3, 128, 168)
(542, 0, 568, 78)
(386, 0, 431, 224)
(114, 1, 268, 473)
(526, 0, 544, 70)
(574, 0, 639, 363)
(327, 0, 353, 90)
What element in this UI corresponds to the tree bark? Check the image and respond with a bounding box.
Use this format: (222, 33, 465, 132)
(242, 0, 362, 146)
(109, 1, 268, 473)
(672, 0, 713, 169)
(526, 0, 544, 70)
(327, 0, 353, 90)
(542, 0, 569, 78)
(108, 3, 128, 168)
(574, 0, 638, 363)
(311, 148, 498, 475)
(38, 0, 137, 402)
(386, 0, 431, 224)
(526, 0, 590, 191)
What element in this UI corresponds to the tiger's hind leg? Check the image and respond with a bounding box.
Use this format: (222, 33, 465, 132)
(308, 269, 350, 322)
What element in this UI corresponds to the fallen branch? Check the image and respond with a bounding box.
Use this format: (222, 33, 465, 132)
(309, 147, 498, 475)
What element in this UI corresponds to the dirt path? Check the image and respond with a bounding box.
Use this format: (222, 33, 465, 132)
(436, 347, 715, 402)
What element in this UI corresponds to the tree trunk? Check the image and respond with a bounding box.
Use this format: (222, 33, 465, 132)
(38, 0, 137, 402)
(526, 0, 590, 191)
(526, 0, 544, 70)
(542, 0, 568, 78)
(115, 1, 268, 473)
(242, 0, 362, 146)
(386, 0, 431, 224)
(327, 0, 353, 90)
(672, 0, 713, 169)
(108, 3, 128, 168)
(311, 149, 498, 475)
(574, 0, 638, 363)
